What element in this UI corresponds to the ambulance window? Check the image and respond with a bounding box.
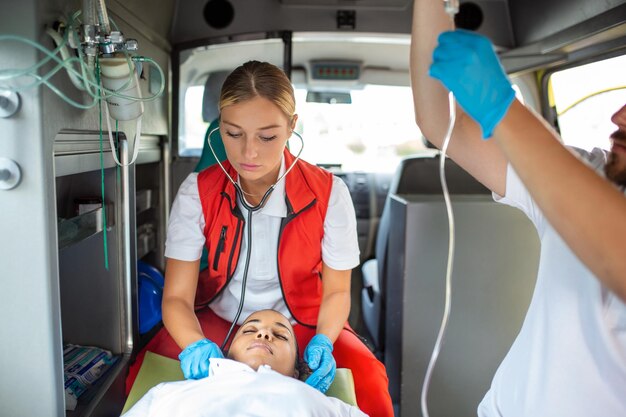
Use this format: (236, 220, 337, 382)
(181, 85, 207, 156)
(549, 54, 626, 151)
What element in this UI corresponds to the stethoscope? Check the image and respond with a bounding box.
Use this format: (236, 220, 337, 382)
(205, 125, 304, 350)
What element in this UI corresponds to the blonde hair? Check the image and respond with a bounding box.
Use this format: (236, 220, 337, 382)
(219, 61, 296, 121)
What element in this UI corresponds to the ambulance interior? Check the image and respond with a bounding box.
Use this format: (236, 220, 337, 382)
(1, 0, 625, 416)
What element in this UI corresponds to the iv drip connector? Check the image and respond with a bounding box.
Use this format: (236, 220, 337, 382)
(81, 26, 138, 56)
(443, 0, 460, 17)
(99, 31, 138, 55)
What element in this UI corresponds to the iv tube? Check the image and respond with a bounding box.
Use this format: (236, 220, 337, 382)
(420, 3, 458, 417)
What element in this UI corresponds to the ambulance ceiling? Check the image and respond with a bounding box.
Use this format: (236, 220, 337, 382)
(168, 0, 515, 48)
(108, 0, 626, 62)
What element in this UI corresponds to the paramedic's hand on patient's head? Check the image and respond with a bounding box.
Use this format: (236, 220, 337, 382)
(429, 30, 516, 139)
(178, 338, 224, 379)
(304, 334, 336, 393)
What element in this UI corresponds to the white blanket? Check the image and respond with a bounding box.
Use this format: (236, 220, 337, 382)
(122, 358, 368, 417)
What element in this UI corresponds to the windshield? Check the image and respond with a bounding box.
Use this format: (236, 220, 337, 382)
(293, 85, 425, 172)
(181, 83, 426, 173)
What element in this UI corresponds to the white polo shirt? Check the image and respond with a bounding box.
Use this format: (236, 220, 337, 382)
(479, 147, 626, 417)
(165, 158, 360, 324)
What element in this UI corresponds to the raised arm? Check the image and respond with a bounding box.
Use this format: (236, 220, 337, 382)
(412, 0, 626, 300)
(410, 0, 507, 195)
(494, 101, 626, 301)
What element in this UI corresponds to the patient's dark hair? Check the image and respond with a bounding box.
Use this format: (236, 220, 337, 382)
(294, 337, 313, 381)
(297, 360, 313, 382)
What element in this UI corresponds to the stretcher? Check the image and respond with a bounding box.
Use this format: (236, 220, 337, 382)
(122, 351, 358, 414)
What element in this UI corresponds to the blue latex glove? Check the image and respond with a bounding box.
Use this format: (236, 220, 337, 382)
(178, 338, 224, 379)
(429, 30, 516, 139)
(304, 334, 336, 393)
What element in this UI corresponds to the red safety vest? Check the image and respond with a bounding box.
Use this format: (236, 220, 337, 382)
(195, 149, 333, 327)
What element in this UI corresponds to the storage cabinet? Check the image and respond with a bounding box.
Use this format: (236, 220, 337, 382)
(53, 132, 163, 416)
(134, 136, 166, 272)
(134, 136, 167, 350)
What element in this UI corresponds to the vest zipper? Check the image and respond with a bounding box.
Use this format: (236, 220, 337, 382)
(212, 226, 227, 271)
(276, 198, 318, 328)
(226, 216, 244, 278)
(219, 190, 245, 280)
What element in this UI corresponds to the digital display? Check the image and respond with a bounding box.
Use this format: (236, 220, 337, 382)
(311, 62, 360, 80)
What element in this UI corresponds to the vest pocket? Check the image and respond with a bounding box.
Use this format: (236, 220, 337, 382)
(212, 226, 227, 271)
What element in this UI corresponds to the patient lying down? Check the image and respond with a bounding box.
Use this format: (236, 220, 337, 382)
(121, 309, 368, 417)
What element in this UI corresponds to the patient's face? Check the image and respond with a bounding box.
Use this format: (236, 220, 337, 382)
(228, 310, 298, 377)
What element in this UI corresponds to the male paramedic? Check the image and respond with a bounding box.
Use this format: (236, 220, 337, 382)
(121, 309, 368, 417)
(410, 1, 626, 416)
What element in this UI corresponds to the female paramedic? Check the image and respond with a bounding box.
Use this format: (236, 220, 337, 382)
(126, 60, 393, 417)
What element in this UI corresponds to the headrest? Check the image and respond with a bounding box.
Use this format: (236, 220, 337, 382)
(202, 70, 231, 123)
(395, 152, 490, 195)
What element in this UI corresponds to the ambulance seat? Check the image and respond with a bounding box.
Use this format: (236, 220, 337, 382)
(195, 70, 230, 173)
(196, 71, 229, 271)
(383, 156, 540, 415)
(361, 152, 489, 351)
